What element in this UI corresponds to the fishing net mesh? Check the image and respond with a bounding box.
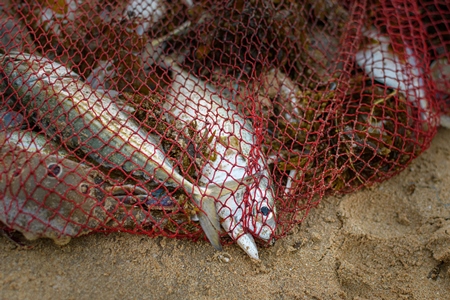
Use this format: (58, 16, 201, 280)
(0, 0, 449, 246)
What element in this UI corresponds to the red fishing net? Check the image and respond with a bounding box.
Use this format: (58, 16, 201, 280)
(0, 0, 449, 258)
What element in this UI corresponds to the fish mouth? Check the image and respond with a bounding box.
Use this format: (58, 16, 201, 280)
(236, 233, 259, 261)
(255, 225, 275, 241)
(220, 217, 260, 260)
(245, 215, 277, 242)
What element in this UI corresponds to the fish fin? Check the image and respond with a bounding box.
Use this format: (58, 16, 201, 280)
(205, 175, 255, 198)
(194, 195, 222, 251)
(198, 215, 222, 251)
(199, 217, 222, 251)
(202, 197, 222, 232)
(198, 217, 222, 251)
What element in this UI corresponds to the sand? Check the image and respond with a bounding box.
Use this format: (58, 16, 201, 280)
(1, 127, 449, 299)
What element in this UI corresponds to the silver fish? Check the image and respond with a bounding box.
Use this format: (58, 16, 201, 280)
(163, 59, 277, 260)
(0, 51, 244, 250)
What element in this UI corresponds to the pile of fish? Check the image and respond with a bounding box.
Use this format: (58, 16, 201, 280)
(0, 50, 276, 260)
(0, 0, 449, 260)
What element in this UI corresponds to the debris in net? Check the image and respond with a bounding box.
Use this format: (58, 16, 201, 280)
(84, 20, 190, 94)
(258, 68, 332, 194)
(86, 60, 115, 90)
(0, 3, 35, 53)
(259, 67, 423, 197)
(413, 1, 450, 58)
(17, 0, 149, 76)
(123, 0, 167, 36)
(333, 82, 422, 191)
(142, 20, 194, 67)
(168, 1, 284, 81)
(85, 50, 166, 95)
(293, 27, 344, 88)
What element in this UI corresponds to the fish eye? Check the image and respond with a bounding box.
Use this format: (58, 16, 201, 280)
(47, 163, 62, 177)
(79, 183, 90, 194)
(260, 206, 271, 216)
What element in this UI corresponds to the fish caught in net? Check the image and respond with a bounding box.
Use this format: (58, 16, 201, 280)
(0, 0, 449, 260)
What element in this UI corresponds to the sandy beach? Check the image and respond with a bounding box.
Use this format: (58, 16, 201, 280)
(1, 127, 448, 299)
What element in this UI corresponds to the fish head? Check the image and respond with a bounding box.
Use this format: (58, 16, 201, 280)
(0, 148, 109, 241)
(243, 178, 277, 242)
(0, 149, 97, 203)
